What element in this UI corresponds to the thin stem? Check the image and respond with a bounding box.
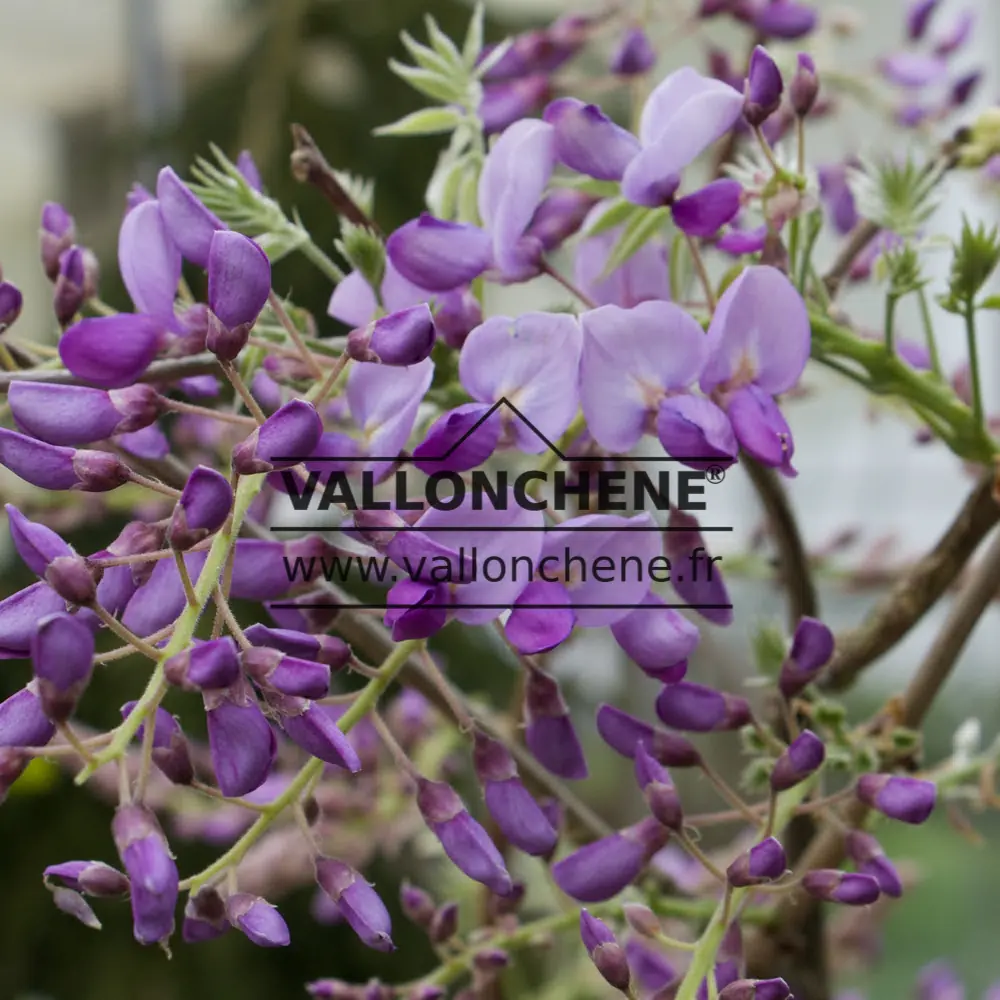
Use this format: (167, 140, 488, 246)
(305, 351, 351, 406)
(299, 239, 347, 284)
(684, 234, 717, 312)
(214, 585, 252, 648)
(678, 831, 726, 882)
(174, 551, 198, 608)
(55, 723, 97, 765)
(87, 603, 164, 661)
(124, 470, 182, 500)
(221, 361, 267, 423)
(700, 761, 761, 825)
(763, 789, 778, 838)
(161, 398, 257, 426)
(540, 259, 599, 309)
(917, 287, 944, 379)
(267, 290, 324, 380)
(419, 647, 474, 731)
(190, 780, 269, 812)
(796, 116, 806, 176)
(134, 702, 158, 801)
(964, 304, 985, 429)
(885, 292, 898, 354)
(753, 126, 782, 173)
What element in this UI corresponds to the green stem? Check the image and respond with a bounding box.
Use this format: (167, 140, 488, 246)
(181, 637, 423, 892)
(75, 474, 267, 784)
(299, 238, 346, 284)
(916, 287, 943, 379)
(964, 304, 985, 430)
(884, 293, 898, 355)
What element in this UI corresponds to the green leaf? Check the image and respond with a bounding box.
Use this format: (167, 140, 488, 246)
(751, 621, 787, 679)
(584, 198, 640, 238)
(388, 60, 465, 104)
(551, 175, 621, 199)
(338, 223, 386, 294)
(423, 14, 465, 70)
(601, 206, 670, 278)
(375, 106, 464, 137)
(978, 294, 1000, 310)
(946, 215, 1000, 307)
(669, 230, 692, 302)
(399, 31, 454, 77)
(462, 3, 486, 69)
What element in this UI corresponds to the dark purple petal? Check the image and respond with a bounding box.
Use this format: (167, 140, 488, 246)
(0, 684, 57, 747)
(855, 774, 936, 824)
(753, 1, 818, 39)
(802, 869, 880, 905)
(232, 399, 323, 475)
(208, 230, 271, 330)
(315, 858, 394, 951)
(543, 98, 641, 181)
(0, 583, 67, 658)
(505, 580, 575, 655)
(672, 179, 743, 236)
(610, 593, 699, 678)
(610, 27, 657, 75)
(524, 668, 588, 779)
(59, 314, 162, 389)
(656, 393, 739, 469)
(480, 75, 551, 135)
(770, 730, 825, 791)
(348, 304, 436, 367)
(655, 681, 750, 732)
(386, 215, 493, 292)
(277, 700, 362, 771)
(596, 704, 702, 767)
(168, 465, 233, 550)
(204, 685, 276, 796)
(226, 893, 290, 947)
(726, 837, 787, 887)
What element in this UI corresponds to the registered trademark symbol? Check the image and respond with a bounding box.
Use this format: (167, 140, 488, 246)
(706, 465, 726, 484)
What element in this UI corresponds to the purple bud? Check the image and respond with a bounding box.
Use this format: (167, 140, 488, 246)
(790, 53, 819, 116)
(416, 777, 513, 895)
(347, 304, 436, 367)
(0, 583, 67, 659)
(0, 281, 23, 329)
(610, 27, 656, 76)
(473, 731, 558, 856)
(9, 381, 162, 447)
(610, 594, 700, 679)
(551, 817, 669, 902)
(845, 831, 903, 898)
(672, 180, 743, 237)
(112, 805, 179, 946)
(770, 730, 825, 791)
(204, 683, 277, 796)
(744, 46, 784, 126)
(0, 428, 129, 492)
(31, 612, 95, 721)
(949, 70, 981, 109)
(664, 509, 733, 625)
(243, 624, 351, 670)
(50, 887, 101, 930)
(167, 465, 233, 550)
(59, 314, 162, 390)
(0, 684, 56, 748)
(271, 697, 362, 771)
(400, 881, 435, 927)
(753, 1, 818, 39)
(207, 230, 270, 332)
(801, 868, 880, 905)
(726, 837, 787, 887)
(524, 667, 588, 780)
(232, 399, 323, 475)
(525, 189, 599, 254)
(429, 901, 459, 944)
(655, 682, 751, 733)
(121, 701, 195, 785)
(778, 616, 835, 697)
(719, 979, 792, 1000)
(580, 910, 632, 993)
(241, 646, 331, 700)
(433, 287, 483, 350)
(315, 858, 394, 952)
(855, 774, 936, 824)
(385, 215, 493, 292)
(596, 704, 702, 767)
(656, 394, 739, 471)
(40, 202, 76, 281)
(164, 637, 241, 691)
(225, 893, 290, 947)
(907, 0, 940, 40)
(634, 742, 683, 831)
(156, 166, 224, 268)
(54, 246, 86, 326)
(182, 887, 230, 942)
(44, 860, 130, 897)
(481, 76, 551, 136)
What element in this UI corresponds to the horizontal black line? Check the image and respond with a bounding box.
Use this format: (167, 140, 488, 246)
(269, 525, 733, 533)
(271, 456, 731, 464)
(269, 603, 735, 610)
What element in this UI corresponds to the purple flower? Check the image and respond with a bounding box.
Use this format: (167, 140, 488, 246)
(121, 702, 194, 785)
(315, 858, 394, 951)
(6, 504, 96, 605)
(167, 465, 233, 551)
(31, 612, 95, 721)
(271, 696, 362, 771)
(855, 774, 936, 824)
(481, 75, 551, 135)
(634, 742, 683, 830)
(164, 637, 241, 691)
(243, 624, 350, 670)
(671, 180, 744, 238)
(818, 163, 859, 235)
(225, 893, 290, 947)
(655, 681, 751, 732)
(204, 681, 276, 796)
(625, 938, 676, 994)
(205, 231, 271, 358)
(543, 98, 641, 182)
(118, 199, 182, 328)
(347, 303, 436, 366)
(473, 731, 558, 856)
(580, 910, 632, 992)
(879, 53, 948, 89)
(112, 805, 179, 946)
(551, 817, 669, 902)
(232, 399, 323, 475)
(241, 646, 331, 700)
(744, 46, 784, 126)
(53, 247, 87, 326)
(907, 0, 941, 40)
(779, 616, 835, 697)
(182, 888, 229, 943)
(0, 583, 68, 659)
(40, 202, 76, 281)
(610, 593, 699, 680)
(610, 27, 656, 76)
(8, 381, 162, 447)
(622, 67, 744, 207)
(596, 704, 703, 767)
(386, 215, 493, 292)
(664, 509, 734, 625)
(700, 266, 810, 475)
(522, 667, 588, 780)
(790, 53, 819, 116)
(770, 730, 826, 791)
(0, 281, 23, 329)
(416, 777, 513, 895)
(526, 189, 598, 254)
(433, 286, 484, 349)
(43, 860, 129, 897)
(156, 166, 224, 268)
(753, 1, 818, 39)
(0, 684, 57, 747)
(59, 314, 162, 389)
(801, 869, 880, 905)
(719, 979, 793, 1000)
(726, 837, 787, 887)
(845, 831, 903, 898)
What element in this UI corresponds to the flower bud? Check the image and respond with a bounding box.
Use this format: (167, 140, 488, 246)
(0, 430, 130, 493)
(907, 0, 940, 40)
(845, 831, 903, 898)
(622, 902, 661, 937)
(790, 53, 819, 116)
(433, 287, 483, 350)
(164, 637, 241, 691)
(596, 704, 703, 767)
(242, 645, 331, 700)
(664, 509, 733, 626)
(232, 399, 323, 475)
(416, 777, 513, 896)
(580, 909, 632, 993)
(526, 189, 598, 254)
(50, 886, 102, 930)
(672, 180, 743, 238)
(429, 901, 459, 944)
(655, 681, 751, 733)
(156, 166, 224, 268)
(243, 624, 351, 670)
(112, 805, 179, 946)
(226, 893, 290, 947)
(266, 694, 361, 771)
(719, 979, 793, 1000)
(778, 616, 835, 698)
(40, 202, 76, 281)
(634, 742, 683, 831)
(204, 681, 276, 797)
(316, 858, 394, 952)
(524, 666, 588, 779)
(167, 465, 233, 550)
(801, 868, 880, 905)
(207, 230, 270, 335)
(753, 1, 817, 40)
(400, 881, 435, 927)
(0, 683, 56, 748)
(481, 76, 552, 135)
(0, 583, 66, 659)
(726, 837, 787, 887)
(0, 280, 23, 329)
(770, 730, 826, 792)
(347, 304, 436, 367)
(182, 887, 230, 942)
(610, 593, 700, 679)
(855, 774, 936, 824)
(744, 46, 784, 127)
(31, 612, 95, 722)
(44, 860, 130, 897)
(54, 246, 87, 327)
(121, 702, 194, 785)
(59, 313, 162, 389)
(610, 27, 656, 76)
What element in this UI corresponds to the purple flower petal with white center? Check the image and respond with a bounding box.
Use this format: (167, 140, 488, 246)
(855, 774, 936, 824)
(701, 265, 811, 396)
(315, 858, 394, 951)
(802, 869, 880, 905)
(478, 118, 556, 275)
(753, 1, 818, 39)
(575, 212, 670, 308)
(655, 681, 750, 732)
(384, 579, 450, 641)
(412, 402, 502, 475)
(232, 399, 323, 475)
(207, 231, 270, 330)
(59, 314, 162, 389)
(505, 580, 575, 655)
(0, 583, 68, 659)
(656, 393, 739, 469)
(156, 166, 224, 268)
(524, 667, 588, 779)
(671, 180, 743, 237)
(0, 684, 57, 747)
(481, 75, 551, 136)
(610, 593, 700, 678)
(580, 300, 707, 453)
(543, 98, 641, 181)
(726, 384, 797, 473)
(118, 200, 181, 328)
(878, 52, 948, 89)
(551, 817, 668, 902)
(623, 68, 743, 207)
(0, 429, 129, 492)
(460, 312, 582, 454)
(226, 893, 290, 947)
(386, 215, 493, 292)
(204, 683, 276, 797)
(610, 27, 657, 76)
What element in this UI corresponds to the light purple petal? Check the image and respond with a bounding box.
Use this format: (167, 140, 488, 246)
(753, 1, 818, 39)
(156, 167, 224, 268)
(59, 315, 162, 390)
(542, 98, 640, 181)
(412, 402, 502, 474)
(116, 424, 169, 460)
(386, 215, 493, 292)
(118, 200, 181, 328)
(505, 580, 575, 653)
(580, 301, 708, 453)
(879, 52, 948, 89)
(726, 384, 796, 473)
